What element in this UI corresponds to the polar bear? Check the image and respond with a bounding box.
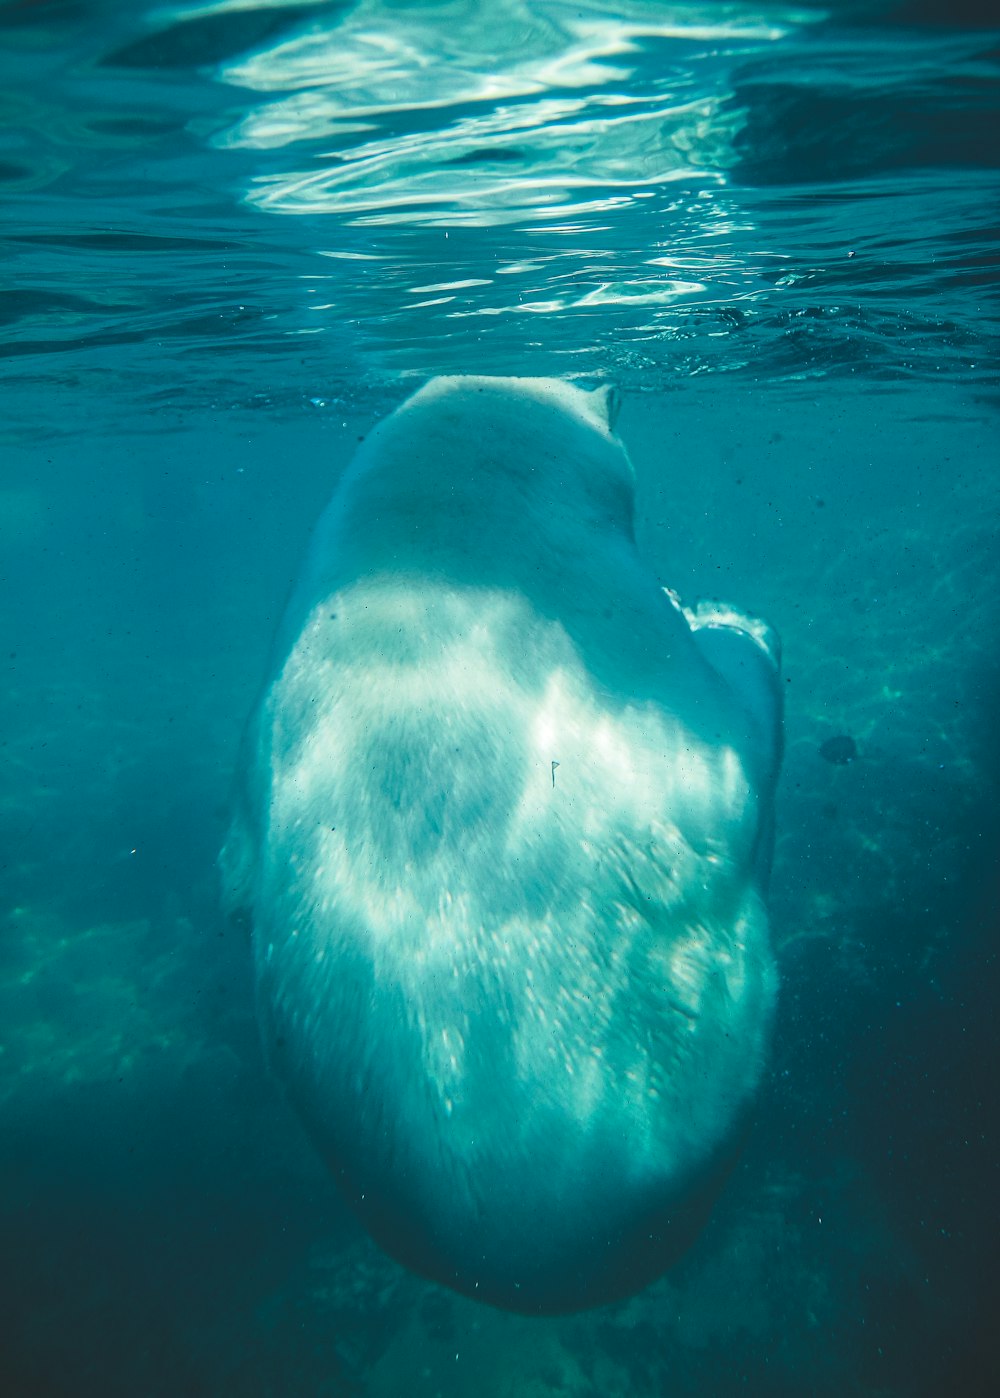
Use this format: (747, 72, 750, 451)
(222, 376, 782, 1313)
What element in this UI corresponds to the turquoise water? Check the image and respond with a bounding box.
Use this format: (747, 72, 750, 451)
(2, 0, 998, 1393)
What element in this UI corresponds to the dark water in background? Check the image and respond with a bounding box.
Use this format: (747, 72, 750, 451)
(1, 0, 998, 1393)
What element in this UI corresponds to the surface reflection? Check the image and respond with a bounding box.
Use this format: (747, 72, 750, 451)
(213, 0, 811, 226)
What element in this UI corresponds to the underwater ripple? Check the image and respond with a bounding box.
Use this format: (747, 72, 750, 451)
(0, 0, 995, 407)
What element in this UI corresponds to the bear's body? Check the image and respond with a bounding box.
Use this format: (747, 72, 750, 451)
(223, 376, 782, 1312)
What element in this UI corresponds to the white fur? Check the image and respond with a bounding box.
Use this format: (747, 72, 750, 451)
(223, 375, 780, 1311)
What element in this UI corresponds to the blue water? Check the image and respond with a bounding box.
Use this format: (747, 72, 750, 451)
(2, 0, 998, 1393)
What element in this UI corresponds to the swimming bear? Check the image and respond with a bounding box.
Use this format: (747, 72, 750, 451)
(221, 375, 782, 1313)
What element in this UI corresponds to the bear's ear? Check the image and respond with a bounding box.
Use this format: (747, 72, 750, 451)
(589, 384, 621, 432)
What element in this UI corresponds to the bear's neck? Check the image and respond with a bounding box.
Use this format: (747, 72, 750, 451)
(331, 469, 634, 612)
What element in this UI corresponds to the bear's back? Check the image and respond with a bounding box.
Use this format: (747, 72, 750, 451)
(223, 376, 781, 1313)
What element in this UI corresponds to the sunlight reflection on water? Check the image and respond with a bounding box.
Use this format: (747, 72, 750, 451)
(211, 0, 814, 226)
